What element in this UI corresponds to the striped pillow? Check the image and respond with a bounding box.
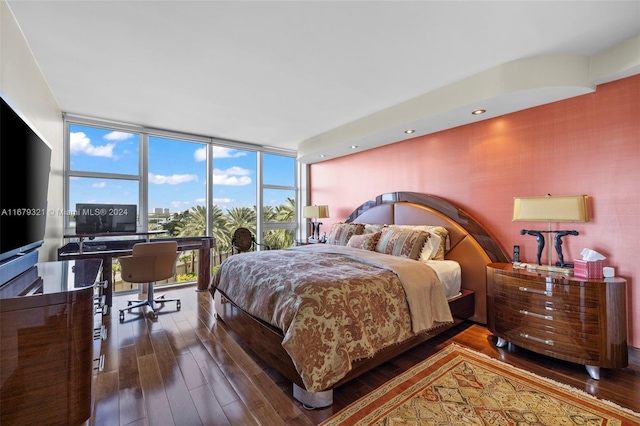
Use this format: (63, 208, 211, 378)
(327, 223, 365, 246)
(375, 227, 430, 260)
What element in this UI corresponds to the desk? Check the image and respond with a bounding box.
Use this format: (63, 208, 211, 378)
(64, 230, 168, 254)
(58, 236, 215, 309)
(0, 259, 101, 425)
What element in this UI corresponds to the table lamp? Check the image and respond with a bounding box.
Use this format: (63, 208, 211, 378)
(303, 205, 330, 242)
(513, 194, 589, 273)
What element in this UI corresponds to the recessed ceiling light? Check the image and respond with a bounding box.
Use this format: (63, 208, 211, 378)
(319, 154, 326, 158)
(350, 145, 358, 149)
(472, 109, 486, 115)
(404, 129, 415, 134)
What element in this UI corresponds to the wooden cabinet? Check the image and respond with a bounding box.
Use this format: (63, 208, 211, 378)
(0, 259, 102, 425)
(486, 263, 627, 379)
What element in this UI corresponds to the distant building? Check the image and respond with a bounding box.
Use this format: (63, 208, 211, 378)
(154, 208, 170, 214)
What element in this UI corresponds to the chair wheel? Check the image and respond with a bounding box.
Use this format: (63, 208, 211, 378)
(119, 311, 124, 322)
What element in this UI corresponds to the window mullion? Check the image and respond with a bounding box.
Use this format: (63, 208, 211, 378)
(140, 133, 149, 232)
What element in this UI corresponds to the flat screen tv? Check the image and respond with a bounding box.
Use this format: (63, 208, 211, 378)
(0, 96, 52, 263)
(75, 203, 137, 235)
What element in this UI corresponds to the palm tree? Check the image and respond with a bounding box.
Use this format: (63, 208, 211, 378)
(264, 197, 296, 249)
(177, 205, 207, 237)
(226, 206, 257, 234)
(274, 197, 295, 222)
(262, 205, 278, 222)
(211, 205, 231, 253)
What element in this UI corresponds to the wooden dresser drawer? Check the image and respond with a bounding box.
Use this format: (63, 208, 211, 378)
(486, 263, 628, 378)
(493, 307, 601, 361)
(493, 291, 600, 325)
(492, 273, 599, 300)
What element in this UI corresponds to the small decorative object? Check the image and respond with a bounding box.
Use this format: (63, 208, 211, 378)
(520, 229, 545, 265)
(574, 248, 606, 278)
(513, 194, 589, 272)
(303, 205, 330, 241)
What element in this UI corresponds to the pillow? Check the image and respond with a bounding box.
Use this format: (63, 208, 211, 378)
(420, 232, 441, 262)
(389, 225, 449, 261)
(426, 226, 449, 260)
(363, 223, 386, 234)
(327, 223, 365, 246)
(346, 231, 381, 251)
(375, 227, 430, 260)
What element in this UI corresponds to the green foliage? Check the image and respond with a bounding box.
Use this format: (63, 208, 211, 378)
(263, 197, 296, 249)
(157, 198, 297, 261)
(176, 272, 198, 283)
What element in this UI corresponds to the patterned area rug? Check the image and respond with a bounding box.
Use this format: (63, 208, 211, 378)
(320, 344, 640, 425)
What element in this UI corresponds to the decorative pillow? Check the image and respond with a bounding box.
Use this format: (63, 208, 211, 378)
(346, 231, 381, 251)
(327, 223, 365, 246)
(363, 223, 386, 234)
(420, 232, 442, 262)
(375, 227, 430, 260)
(390, 225, 449, 261)
(426, 226, 449, 260)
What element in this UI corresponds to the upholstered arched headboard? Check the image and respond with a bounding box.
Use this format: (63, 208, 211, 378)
(346, 192, 509, 324)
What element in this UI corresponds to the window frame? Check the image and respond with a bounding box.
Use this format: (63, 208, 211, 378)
(63, 114, 302, 245)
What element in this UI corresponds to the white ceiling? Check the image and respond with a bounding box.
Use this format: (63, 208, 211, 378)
(7, 1, 640, 163)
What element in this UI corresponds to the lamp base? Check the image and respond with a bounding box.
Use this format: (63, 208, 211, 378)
(528, 263, 574, 276)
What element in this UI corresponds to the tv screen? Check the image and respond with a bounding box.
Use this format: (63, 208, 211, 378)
(75, 203, 137, 235)
(0, 96, 52, 263)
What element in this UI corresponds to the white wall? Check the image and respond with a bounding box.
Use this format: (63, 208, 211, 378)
(1, 0, 64, 261)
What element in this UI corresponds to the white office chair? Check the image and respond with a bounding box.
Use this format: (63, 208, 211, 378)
(118, 241, 180, 321)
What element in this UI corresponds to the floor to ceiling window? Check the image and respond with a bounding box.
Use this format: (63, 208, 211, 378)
(211, 148, 257, 254)
(65, 116, 298, 293)
(262, 153, 297, 249)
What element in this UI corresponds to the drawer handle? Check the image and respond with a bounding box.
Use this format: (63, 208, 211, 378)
(518, 286, 552, 297)
(520, 333, 554, 346)
(519, 310, 553, 321)
(93, 354, 105, 372)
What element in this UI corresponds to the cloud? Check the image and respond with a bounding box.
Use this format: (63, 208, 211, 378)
(170, 201, 192, 209)
(149, 172, 198, 185)
(213, 198, 232, 203)
(212, 146, 247, 159)
(213, 175, 252, 185)
(104, 131, 134, 141)
(222, 166, 251, 176)
(194, 146, 248, 162)
(194, 147, 207, 162)
(212, 166, 252, 186)
(92, 182, 106, 188)
(70, 132, 116, 157)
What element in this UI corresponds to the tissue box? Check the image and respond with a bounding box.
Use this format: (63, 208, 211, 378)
(573, 259, 604, 279)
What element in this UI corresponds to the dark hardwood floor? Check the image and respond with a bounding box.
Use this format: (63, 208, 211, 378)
(91, 284, 640, 425)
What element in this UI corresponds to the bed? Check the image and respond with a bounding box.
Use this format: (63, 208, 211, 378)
(209, 192, 508, 408)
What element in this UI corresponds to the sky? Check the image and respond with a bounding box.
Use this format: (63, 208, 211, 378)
(69, 124, 295, 216)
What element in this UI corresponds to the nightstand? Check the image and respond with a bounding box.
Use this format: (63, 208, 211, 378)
(486, 263, 628, 380)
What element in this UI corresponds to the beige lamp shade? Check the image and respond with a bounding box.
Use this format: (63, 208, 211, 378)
(303, 205, 330, 219)
(513, 195, 589, 222)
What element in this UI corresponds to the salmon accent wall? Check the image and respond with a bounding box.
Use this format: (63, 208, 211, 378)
(309, 74, 640, 349)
